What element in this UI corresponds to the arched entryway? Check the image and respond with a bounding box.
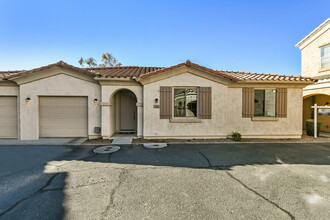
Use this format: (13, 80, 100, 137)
(303, 94, 330, 132)
(110, 89, 137, 135)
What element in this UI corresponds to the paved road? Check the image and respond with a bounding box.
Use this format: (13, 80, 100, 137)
(1, 143, 330, 219)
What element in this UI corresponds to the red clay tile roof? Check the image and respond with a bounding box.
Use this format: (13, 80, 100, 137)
(139, 60, 239, 82)
(1, 60, 317, 83)
(86, 66, 163, 78)
(220, 70, 317, 82)
(138, 60, 317, 83)
(315, 74, 330, 80)
(4, 61, 96, 79)
(0, 70, 23, 79)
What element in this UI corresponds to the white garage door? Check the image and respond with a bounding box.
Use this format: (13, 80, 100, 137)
(39, 97, 88, 137)
(0, 96, 18, 138)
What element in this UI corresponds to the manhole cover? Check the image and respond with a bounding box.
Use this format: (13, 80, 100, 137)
(143, 143, 167, 149)
(93, 145, 121, 154)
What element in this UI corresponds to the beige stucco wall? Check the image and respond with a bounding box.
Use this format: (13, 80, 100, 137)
(0, 85, 19, 96)
(19, 73, 101, 140)
(228, 88, 303, 138)
(144, 70, 304, 138)
(100, 84, 143, 138)
(301, 27, 330, 77)
(143, 72, 229, 138)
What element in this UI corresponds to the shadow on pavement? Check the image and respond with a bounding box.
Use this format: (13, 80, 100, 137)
(0, 145, 78, 220)
(87, 143, 330, 169)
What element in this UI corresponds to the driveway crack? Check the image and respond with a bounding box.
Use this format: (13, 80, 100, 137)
(0, 173, 60, 217)
(198, 151, 212, 167)
(225, 171, 295, 220)
(101, 168, 129, 220)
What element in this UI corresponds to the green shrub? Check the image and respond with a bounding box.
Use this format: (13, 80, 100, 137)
(231, 132, 242, 142)
(306, 119, 321, 136)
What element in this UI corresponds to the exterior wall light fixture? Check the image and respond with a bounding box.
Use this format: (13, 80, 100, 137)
(93, 98, 99, 104)
(25, 97, 31, 103)
(154, 98, 158, 104)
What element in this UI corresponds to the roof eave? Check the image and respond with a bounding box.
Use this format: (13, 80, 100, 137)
(139, 60, 239, 82)
(296, 18, 330, 49)
(236, 80, 317, 84)
(5, 61, 96, 80)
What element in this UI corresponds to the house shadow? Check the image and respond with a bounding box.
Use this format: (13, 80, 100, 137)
(0, 145, 68, 220)
(0, 171, 67, 220)
(85, 142, 330, 170)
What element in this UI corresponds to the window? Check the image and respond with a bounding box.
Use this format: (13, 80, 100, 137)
(321, 44, 330, 69)
(174, 88, 198, 117)
(254, 89, 276, 117)
(160, 86, 211, 119)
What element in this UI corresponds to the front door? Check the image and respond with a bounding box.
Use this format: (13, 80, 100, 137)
(120, 91, 136, 131)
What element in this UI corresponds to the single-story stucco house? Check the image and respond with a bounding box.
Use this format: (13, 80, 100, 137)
(0, 60, 316, 140)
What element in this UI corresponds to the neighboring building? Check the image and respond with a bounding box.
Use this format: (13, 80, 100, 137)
(296, 18, 330, 132)
(0, 60, 315, 140)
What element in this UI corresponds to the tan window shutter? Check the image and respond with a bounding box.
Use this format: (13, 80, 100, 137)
(242, 87, 254, 117)
(199, 87, 212, 119)
(276, 88, 287, 118)
(160, 86, 172, 119)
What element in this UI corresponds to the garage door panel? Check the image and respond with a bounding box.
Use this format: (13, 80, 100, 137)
(0, 97, 18, 138)
(39, 97, 88, 137)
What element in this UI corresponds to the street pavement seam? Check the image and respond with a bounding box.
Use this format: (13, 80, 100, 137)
(225, 171, 296, 220)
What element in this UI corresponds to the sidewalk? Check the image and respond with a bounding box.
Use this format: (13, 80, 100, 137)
(0, 138, 87, 145)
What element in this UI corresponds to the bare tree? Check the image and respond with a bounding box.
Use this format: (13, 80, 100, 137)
(78, 53, 122, 67)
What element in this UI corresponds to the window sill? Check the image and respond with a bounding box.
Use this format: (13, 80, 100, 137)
(170, 118, 202, 123)
(251, 117, 278, 121)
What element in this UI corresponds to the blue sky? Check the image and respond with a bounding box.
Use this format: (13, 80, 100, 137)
(0, 0, 329, 75)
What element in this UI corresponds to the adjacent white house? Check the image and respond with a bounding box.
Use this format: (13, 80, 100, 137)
(0, 60, 316, 140)
(296, 18, 330, 132)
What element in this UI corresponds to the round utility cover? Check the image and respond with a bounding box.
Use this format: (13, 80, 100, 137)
(143, 143, 167, 149)
(93, 145, 121, 154)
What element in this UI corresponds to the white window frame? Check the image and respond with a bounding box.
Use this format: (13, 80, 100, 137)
(321, 44, 330, 70)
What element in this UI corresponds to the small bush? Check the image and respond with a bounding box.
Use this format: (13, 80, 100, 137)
(306, 119, 321, 136)
(231, 132, 242, 142)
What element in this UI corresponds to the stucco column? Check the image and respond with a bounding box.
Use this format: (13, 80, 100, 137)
(137, 102, 143, 138)
(101, 102, 110, 139)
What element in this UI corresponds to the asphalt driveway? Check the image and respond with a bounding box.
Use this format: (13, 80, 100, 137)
(1, 143, 330, 219)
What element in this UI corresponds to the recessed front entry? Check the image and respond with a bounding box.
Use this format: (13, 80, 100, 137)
(39, 96, 88, 137)
(120, 91, 137, 131)
(110, 89, 137, 135)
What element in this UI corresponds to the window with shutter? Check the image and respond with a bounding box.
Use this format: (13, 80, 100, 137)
(276, 88, 287, 118)
(242, 87, 287, 118)
(160, 86, 172, 119)
(174, 88, 198, 117)
(242, 87, 254, 117)
(199, 87, 212, 119)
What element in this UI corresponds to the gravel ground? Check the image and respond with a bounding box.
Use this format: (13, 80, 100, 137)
(82, 135, 330, 145)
